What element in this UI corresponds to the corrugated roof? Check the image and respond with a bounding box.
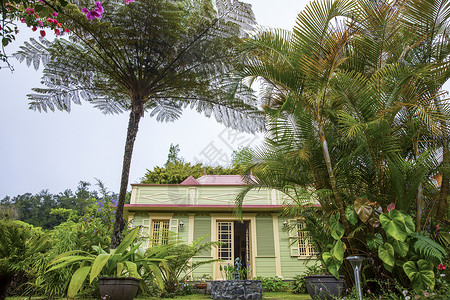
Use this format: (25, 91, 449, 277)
(180, 175, 200, 185)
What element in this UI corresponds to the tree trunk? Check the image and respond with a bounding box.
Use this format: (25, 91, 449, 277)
(110, 101, 144, 249)
(318, 126, 351, 235)
(436, 146, 449, 222)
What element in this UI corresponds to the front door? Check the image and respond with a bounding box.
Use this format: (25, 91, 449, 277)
(215, 221, 234, 279)
(214, 220, 251, 280)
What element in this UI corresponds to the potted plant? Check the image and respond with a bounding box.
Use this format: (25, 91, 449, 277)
(46, 227, 168, 300)
(303, 263, 344, 300)
(195, 274, 211, 289)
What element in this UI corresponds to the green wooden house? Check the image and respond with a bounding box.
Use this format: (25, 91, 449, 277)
(124, 174, 315, 280)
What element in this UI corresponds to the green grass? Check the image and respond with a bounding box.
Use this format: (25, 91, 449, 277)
(7, 292, 311, 300)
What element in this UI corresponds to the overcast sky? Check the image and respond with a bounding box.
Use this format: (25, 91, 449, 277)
(0, 0, 313, 198)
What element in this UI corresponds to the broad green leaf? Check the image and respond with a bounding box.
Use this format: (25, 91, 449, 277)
(67, 266, 91, 298)
(354, 197, 372, 223)
(380, 210, 408, 242)
(149, 263, 164, 290)
(403, 260, 435, 293)
(124, 261, 141, 279)
(48, 250, 91, 265)
(345, 205, 358, 225)
(332, 240, 345, 262)
(116, 262, 124, 277)
(330, 213, 345, 240)
(322, 251, 342, 279)
(115, 227, 140, 255)
(389, 238, 409, 257)
(378, 243, 395, 267)
(398, 211, 415, 233)
(90, 254, 111, 283)
(367, 233, 383, 250)
(46, 256, 93, 273)
(383, 262, 393, 273)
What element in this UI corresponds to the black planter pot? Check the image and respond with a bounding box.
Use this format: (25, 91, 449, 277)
(304, 275, 345, 300)
(98, 277, 141, 300)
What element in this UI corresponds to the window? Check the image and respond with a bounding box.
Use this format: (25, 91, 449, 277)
(217, 222, 233, 260)
(140, 218, 179, 248)
(289, 219, 315, 257)
(151, 219, 170, 245)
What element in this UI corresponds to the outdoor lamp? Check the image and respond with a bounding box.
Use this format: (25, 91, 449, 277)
(179, 220, 184, 230)
(346, 256, 365, 300)
(283, 220, 288, 228)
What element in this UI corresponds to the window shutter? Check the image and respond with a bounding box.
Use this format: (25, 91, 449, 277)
(288, 219, 300, 257)
(170, 218, 179, 234)
(141, 219, 151, 248)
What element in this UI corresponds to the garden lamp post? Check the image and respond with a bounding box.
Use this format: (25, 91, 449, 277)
(346, 256, 365, 300)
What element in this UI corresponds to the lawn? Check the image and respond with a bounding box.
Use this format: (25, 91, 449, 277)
(7, 292, 311, 299)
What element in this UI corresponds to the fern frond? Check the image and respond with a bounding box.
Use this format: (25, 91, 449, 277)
(410, 232, 446, 265)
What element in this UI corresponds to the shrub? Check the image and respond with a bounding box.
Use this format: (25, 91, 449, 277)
(0, 220, 51, 299)
(254, 276, 291, 292)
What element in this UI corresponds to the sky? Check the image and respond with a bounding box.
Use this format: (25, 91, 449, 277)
(0, 0, 312, 198)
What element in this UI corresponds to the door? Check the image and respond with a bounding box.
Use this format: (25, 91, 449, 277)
(245, 221, 252, 278)
(215, 221, 234, 280)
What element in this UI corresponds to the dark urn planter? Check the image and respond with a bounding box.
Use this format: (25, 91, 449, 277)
(98, 277, 141, 300)
(304, 275, 344, 300)
(211, 280, 262, 300)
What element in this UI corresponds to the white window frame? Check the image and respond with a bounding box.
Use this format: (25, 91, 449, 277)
(288, 219, 316, 258)
(140, 213, 178, 248)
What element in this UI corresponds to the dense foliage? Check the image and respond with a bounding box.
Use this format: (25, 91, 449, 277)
(141, 145, 254, 184)
(235, 0, 450, 297)
(0, 181, 102, 229)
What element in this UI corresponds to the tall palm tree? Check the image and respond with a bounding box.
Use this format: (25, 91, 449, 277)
(15, 0, 264, 247)
(401, 0, 450, 223)
(237, 0, 358, 234)
(237, 0, 450, 224)
(235, 0, 450, 284)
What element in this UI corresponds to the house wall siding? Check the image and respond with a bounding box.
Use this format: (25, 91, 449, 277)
(278, 217, 315, 278)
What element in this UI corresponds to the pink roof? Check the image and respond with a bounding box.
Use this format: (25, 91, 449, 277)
(180, 175, 200, 185)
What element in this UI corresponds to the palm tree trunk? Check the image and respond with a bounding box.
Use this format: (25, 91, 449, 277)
(111, 101, 144, 248)
(318, 126, 351, 235)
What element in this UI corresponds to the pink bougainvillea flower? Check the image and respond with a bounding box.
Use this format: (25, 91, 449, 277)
(387, 203, 395, 212)
(40, 30, 46, 37)
(52, 12, 58, 17)
(38, 21, 43, 26)
(95, 1, 104, 13)
(55, 29, 61, 36)
(21, 18, 26, 23)
(438, 263, 446, 271)
(32, 26, 37, 32)
(64, 28, 70, 33)
(25, 7, 35, 14)
(125, 0, 135, 4)
(38, 0, 45, 3)
(81, 2, 103, 21)
(57, 22, 62, 27)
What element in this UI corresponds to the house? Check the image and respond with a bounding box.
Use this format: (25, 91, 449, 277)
(124, 174, 316, 280)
